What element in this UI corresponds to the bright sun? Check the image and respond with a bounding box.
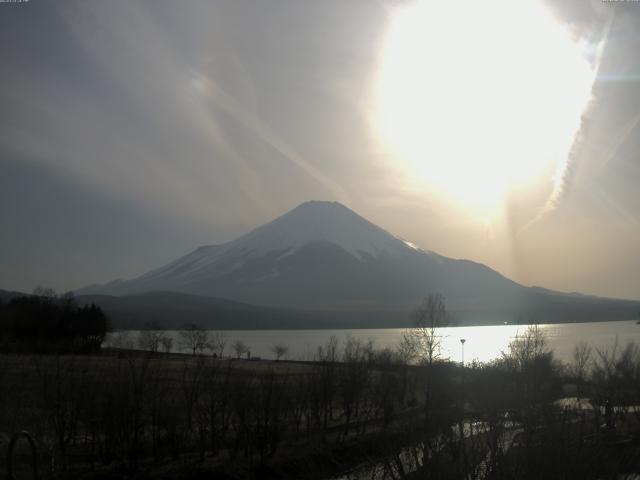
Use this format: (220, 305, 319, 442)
(376, 0, 596, 216)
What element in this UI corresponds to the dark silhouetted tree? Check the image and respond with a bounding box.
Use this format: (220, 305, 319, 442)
(179, 323, 209, 356)
(270, 343, 289, 361)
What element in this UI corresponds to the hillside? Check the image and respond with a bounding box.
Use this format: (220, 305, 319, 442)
(75, 201, 640, 326)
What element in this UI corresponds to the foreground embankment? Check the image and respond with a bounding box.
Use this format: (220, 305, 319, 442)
(3, 328, 640, 479)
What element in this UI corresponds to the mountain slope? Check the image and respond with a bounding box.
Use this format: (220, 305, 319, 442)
(0, 288, 30, 303)
(76, 201, 640, 325)
(74, 292, 335, 330)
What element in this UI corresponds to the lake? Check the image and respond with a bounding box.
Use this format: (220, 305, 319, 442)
(113, 319, 640, 364)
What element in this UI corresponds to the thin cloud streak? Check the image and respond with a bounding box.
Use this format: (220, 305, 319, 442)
(517, 10, 615, 236)
(191, 70, 349, 203)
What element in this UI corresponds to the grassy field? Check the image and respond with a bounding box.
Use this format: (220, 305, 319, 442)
(0, 348, 435, 479)
(4, 331, 640, 479)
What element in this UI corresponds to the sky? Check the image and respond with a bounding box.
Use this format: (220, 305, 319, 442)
(1, 0, 639, 300)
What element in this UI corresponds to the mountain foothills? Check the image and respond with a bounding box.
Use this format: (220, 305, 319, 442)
(68, 201, 640, 329)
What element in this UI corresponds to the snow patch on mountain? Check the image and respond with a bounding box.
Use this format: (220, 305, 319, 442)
(76, 201, 434, 295)
(228, 201, 422, 260)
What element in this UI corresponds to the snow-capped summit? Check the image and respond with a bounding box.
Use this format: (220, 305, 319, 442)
(230, 200, 421, 260)
(90, 201, 431, 296)
(76, 201, 534, 314)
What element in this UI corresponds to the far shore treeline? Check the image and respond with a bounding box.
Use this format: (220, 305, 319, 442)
(0, 287, 109, 353)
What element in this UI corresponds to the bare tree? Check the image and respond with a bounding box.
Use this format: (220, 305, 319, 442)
(161, 336, 174, 354)
(502, 323, 556, 410)
(406, 293, 449, 365)
(572, 341, 592, 398)
(232, 339, 248, 359)
(315, 336, 340, 433)
(339, 336, 373, 436)
(108, 330, 133, 350)
(179, 323, 209, 356)
(32, 285, 58, 299)
(33, 356, 84, 473)
(317, 335, 340, 363)
(137, 326, 165, 354)
(207, 331, 227, 358)
(397, 332, 418, 364)
(590, 339, 640, 427)
(503, 323, 550, 372)
(180, 357, 207, 432)
(270, 343, 289, 361)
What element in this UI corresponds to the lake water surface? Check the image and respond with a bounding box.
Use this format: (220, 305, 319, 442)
(117, 320, 640, 364)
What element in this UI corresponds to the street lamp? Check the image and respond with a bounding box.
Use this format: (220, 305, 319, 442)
(460, 338, 466, 367)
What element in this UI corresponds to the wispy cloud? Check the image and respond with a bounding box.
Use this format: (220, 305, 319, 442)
(518, 9, 615, 235)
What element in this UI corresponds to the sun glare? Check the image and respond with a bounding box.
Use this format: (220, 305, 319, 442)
(376, 0, 596, 217)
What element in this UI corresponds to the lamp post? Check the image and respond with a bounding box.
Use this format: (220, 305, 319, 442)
(460, 338, 466, 367)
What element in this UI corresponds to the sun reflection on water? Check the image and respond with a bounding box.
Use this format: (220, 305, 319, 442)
(438, 324, 537, 364)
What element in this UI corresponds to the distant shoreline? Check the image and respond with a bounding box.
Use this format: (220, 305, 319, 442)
(109, 317, 640, 331)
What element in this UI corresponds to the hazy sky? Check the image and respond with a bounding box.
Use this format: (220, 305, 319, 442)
(1, 0, 639, 300)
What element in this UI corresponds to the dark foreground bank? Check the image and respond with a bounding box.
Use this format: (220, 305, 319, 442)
(4, 327, 640, 479)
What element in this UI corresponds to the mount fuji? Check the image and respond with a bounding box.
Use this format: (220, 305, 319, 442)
(76, 201, 640, 327)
